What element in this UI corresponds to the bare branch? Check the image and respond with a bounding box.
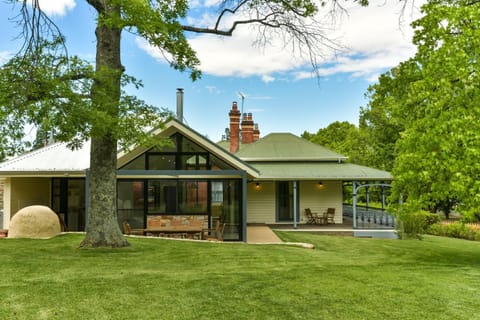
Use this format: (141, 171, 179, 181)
(16, 0, 67, 63)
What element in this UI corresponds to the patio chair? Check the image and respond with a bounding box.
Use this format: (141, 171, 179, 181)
(325, 208, 336, 224)
(305, 208, 324, 225)
(122, 221, 145, 236)
(203, 221, 226, 241)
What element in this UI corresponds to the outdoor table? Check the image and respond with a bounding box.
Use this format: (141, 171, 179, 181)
(144, 225, 203, 239)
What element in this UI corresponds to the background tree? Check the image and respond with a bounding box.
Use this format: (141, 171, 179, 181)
(359, 59, 421, 172)
(1, 0, 369, 247)
(364, 0, 480, 220)
(302, 121, 369, 165)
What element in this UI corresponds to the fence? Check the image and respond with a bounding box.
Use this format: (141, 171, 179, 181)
(343, 204, 396, 229)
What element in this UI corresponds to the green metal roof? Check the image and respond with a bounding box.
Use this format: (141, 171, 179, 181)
(250, 162, 392, 181)
(234, 133, 348, 162)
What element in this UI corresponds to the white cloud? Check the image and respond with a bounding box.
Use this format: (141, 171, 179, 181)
(0, 51, 13, 65)
(139, 0, 426, 82)
(205, 85, 221, 94)
(261, 75, 275, 83)
(38, 0, 76, 16)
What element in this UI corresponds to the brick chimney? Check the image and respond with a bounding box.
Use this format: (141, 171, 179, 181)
(229, 102, 241, 153)
(241, 112, 254, 144)
(253, 123, 260, 142)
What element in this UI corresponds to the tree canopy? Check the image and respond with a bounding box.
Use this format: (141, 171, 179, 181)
(362, 0, 480, 219)
(301, 121, 370, 165)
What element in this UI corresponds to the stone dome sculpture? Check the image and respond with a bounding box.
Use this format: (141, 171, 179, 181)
(8, 205, 61, 239)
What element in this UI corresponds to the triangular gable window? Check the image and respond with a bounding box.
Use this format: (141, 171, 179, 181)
(120, 133, 234, 170)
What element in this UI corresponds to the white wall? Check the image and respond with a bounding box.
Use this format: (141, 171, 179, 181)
(3, 177, 51, 229)
(246, 181, 276, 224)
(299, 181, 343, 224)
(246, 180, 344, 224)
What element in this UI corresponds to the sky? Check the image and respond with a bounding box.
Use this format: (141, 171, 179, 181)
(0, 0, 425, 142)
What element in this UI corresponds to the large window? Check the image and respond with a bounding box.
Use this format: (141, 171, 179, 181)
(120, 134, 232, 171)
(116, 132, 244, 240)
(147, 180, 208, 215)
(117, 181, 145, 229)
(52, 178, 86, 231)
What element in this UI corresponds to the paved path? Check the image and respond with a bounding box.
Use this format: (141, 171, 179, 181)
(247, 226, 282, 243)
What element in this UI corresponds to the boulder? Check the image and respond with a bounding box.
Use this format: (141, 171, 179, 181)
(8, 205, 61, 239)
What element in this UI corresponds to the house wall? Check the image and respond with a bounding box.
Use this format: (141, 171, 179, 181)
(3, 177, 51, 229)
(246, 181, 276, 224)
(299, 181, 343, 224)
(246, 180, 344, 225)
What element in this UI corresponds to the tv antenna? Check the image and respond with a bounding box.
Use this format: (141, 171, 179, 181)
(238, 91, 246, 114)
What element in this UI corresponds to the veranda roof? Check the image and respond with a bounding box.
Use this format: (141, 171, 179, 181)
(220, 132, 391, 181)
(250, 162, 392, 181)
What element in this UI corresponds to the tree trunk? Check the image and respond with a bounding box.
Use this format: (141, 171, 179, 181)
(80, 1, 128, 248)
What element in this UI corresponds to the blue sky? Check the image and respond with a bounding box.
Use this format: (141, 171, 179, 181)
(0, 0, 424, 142)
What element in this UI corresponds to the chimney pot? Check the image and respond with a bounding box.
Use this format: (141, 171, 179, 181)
(176, 88, 184, 122)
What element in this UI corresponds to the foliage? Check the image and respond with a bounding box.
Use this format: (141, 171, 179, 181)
(392, 202, 433, 240)
(301, 121, 370, 164)
(360, 60, 419, 171)
(363, 0, 480, 216)
(428, 222, 480, 241)
(0, 39, 170, 154)
(2, 233, 480, 319)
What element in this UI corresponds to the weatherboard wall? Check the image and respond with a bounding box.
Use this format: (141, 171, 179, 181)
(246, 181, 276, 224)
(246, 180, 343, 224)
(3, 177, 51, 229)
(298, 181, 343, 224)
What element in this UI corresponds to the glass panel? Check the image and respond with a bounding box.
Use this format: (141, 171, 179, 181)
(52, 179, 61, 213)
(178, 181, 208, 213)
(117, 181, 145, 229)
(147, 180, 177, 213)
(150, 137, 177, 152)
(198, 154, 208, 170)
(180, 154, 198, 170)
(148, 154, 176, 170)
(67, 179, 86, 231)
(180, 136, 206, 152)
(120, 154, 145, 170)
(118, 181, 144, 210)
(211, 181, 223, 203)
(219, 180, 242, 241)
(210, 155, 234, 170)
(277, 181, 294, 222)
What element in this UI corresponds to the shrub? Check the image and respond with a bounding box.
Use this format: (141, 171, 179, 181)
(393, 204, 430, 240)
(427, 221, 480, 241)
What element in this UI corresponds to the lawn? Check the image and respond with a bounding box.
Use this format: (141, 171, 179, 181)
(1, 233, 480, 320)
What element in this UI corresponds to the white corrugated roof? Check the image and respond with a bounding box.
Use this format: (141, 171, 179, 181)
(0, 141, 90, 174)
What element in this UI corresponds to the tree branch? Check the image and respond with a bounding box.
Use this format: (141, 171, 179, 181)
(86, 0, 106, 13)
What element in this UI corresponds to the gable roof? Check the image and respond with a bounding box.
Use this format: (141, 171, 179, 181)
(117, 119, 259, 177)
(0, 120, 259, 178)
(234, 133, 348, 162)
(0, 141, 91, 176)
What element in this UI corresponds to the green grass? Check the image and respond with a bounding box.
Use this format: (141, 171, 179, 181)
(1, 233, 480, 320)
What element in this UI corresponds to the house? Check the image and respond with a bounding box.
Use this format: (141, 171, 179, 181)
(0, 101, 391, 241)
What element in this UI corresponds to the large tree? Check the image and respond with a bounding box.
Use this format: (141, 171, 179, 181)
(1, 0, 367, 247)
(364, 0, 480, 219)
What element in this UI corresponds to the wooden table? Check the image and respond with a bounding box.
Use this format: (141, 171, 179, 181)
(145, 226, 203, 239)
